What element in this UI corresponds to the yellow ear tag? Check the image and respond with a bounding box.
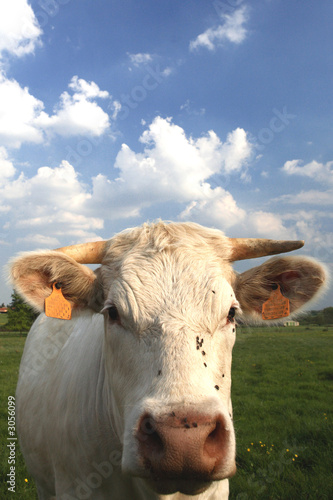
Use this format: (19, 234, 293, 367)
(45, 283, 72, 320)
(262, 284, 290, 320)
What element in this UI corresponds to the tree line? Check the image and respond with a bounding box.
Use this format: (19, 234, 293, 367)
(301, 307, 333, 326)
(1, 292, 38, 333)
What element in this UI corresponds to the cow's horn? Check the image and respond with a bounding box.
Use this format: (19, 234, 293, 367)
(55, 240, 107, 264)
(229, 238, 304, 261)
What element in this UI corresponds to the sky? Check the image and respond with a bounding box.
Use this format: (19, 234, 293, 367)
(0, 0, 332, 308)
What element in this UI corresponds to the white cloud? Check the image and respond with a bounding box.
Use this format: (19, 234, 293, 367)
(0, 74, 115, 147)
(179, 189, 247, 230)
(282, 159, 333, 185)
(161, 66, 173, 77)
(109, 117, 253, 204)
(36, 76, 112, 137)
(3, 160, 90, 205)
(277, 190, 333, 206)
(17, 234, 62, 247)
(245, 211, 295, 239)
(220, 127, 252, 175)
(279, 158, 333, 206)
(190, 6, 249, 51)
(1, 117, 256, 246)
(16, 212, 103, 231)
(0, 160, 103, 246)
(127, 53, 173, 78)
(87, 118, 292, 240)
(279, 210, 333, 258)
(180, 99, 206, 116)
(181, 199, 296, 240)
(2, 117, 309, 249)
(128, 52, 153, 66)
(68, 76, 110, 100)
(0, 73, 45, 148)
(0, 147, 16, 184)
(0, 0, 42, 59)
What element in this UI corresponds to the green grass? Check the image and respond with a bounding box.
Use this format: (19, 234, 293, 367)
(0, 332, 37, 499)
(230, 325, 333, 499)
(0, 314, 8, 327)
(0, 326, 332, 499)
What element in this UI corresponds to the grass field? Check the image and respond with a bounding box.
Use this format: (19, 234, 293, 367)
(0, 325, 332, 499)
(0, 331, 37, 499)
(0, 314, 8, 327)
(230, 325, 333, 499)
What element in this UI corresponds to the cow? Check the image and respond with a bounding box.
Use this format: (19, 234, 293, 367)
(9, 221, 327, 500)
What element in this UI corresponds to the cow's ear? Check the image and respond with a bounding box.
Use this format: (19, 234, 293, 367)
(235, 256, 327, 322)
(9, 251, 101, 313)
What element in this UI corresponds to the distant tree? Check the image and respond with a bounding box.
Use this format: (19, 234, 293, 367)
(302, 310, 319, 324)
(302, 307, 333, 325)
(318, 307, 333, 325)
(4, 291, 39, 332)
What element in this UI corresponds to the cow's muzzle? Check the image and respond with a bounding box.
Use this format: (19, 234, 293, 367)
(135, 410, 236, 495)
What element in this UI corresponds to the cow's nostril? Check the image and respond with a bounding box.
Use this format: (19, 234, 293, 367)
(143, 419, 153, 433)
(137, 414, 164, 459)
(145, 430, 164, 457)
(207, 420, 220, 441)
(204, 418, 227, 459)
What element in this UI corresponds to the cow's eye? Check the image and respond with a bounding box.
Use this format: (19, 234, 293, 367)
(227, 307, 236, 322)
(108, 306, 119, 321)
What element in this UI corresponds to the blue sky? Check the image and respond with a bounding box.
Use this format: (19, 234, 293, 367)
(0, 0, 332, 307)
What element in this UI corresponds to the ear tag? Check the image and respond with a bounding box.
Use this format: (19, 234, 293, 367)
(262, 284, 290, 320)
(45, 283, 72, 320)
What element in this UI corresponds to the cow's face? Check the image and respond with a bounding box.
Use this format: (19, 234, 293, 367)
(100, 248, 238, 494)
(9, 222, 327, 496)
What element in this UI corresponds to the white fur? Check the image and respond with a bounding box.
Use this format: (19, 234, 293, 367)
(16, 259, 236, 499)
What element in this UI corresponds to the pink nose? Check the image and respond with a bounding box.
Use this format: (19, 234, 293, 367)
(136, 412, 233, 481)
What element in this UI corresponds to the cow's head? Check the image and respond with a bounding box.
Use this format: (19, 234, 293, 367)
(9, 222, 327, 496)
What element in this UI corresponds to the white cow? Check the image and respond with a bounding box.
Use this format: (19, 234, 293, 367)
(10, 222, 326, 500)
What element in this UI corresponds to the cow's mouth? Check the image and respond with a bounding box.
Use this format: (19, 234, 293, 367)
(146, 477, 212, 495)
(144, 462, 237, 495)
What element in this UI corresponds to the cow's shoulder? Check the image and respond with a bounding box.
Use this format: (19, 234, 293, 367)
(19, 311, 104, 381)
